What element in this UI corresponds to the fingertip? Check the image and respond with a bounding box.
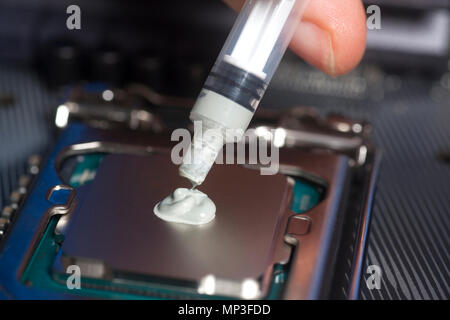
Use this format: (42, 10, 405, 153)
(290, 0, 367, 76)
(328, 0, 367, 75)
(289, 21, 335, 76)
(222, 0, 367, 76)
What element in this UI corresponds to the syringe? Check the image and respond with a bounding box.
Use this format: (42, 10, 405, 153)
(179, 0, 311, 186)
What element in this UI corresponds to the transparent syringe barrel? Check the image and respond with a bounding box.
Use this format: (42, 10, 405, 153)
(180, 0, 310, 185)
(216, 0, 310, 84)
(202, 0, 310, 114)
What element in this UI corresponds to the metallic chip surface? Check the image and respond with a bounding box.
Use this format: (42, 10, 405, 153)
(58, 152, 292, 286)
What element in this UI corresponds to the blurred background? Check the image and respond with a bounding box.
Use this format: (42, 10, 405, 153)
(0, 0, 448, 299)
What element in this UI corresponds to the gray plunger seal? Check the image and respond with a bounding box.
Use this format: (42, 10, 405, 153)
(203, 60, 267, 112)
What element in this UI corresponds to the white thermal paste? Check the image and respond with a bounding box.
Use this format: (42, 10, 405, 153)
(154, 188, 216, 225)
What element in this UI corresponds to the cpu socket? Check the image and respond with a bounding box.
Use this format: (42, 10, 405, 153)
(1, 99, 378, 300)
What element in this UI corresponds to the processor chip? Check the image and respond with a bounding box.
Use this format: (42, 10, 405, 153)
(53, 151, 295, 297)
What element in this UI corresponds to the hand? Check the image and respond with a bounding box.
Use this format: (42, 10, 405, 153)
(223, 0, 367, 76)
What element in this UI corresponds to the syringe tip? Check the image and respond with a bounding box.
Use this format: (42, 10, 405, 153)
(179, 126, 225, 186)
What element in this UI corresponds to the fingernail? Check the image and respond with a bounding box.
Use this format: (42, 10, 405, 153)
(326, 32, 336, 77)
(290, 21, 336, 76)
